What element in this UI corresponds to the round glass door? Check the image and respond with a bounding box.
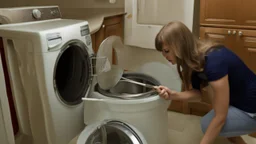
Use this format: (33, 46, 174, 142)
(85, 121, 143, 144)
(54, 40, 92, 105)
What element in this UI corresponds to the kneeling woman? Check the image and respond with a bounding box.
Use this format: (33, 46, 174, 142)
(154, 21, 256, 144)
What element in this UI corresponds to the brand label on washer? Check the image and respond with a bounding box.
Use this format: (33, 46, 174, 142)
(80, 25, 90, 36)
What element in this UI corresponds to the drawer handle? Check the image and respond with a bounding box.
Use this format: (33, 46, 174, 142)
(228, 30, 231, 35)
(233, 30, 236, 35)
(102, 25, 105, 28)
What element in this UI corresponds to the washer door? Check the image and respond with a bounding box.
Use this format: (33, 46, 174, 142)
(77, 120, 145, 144)
(54, 40, 92, 105)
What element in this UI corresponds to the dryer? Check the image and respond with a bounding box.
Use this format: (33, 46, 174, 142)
(0, 18, 94, 144)
(0, 6, 61, 144)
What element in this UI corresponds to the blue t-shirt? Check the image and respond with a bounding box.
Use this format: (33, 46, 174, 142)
(192, 46, 256, 113)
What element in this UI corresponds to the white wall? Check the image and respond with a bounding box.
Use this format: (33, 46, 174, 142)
(0, 0, 30, 8)
(121, 0, 200, 71)
(118, 45, 169, 71)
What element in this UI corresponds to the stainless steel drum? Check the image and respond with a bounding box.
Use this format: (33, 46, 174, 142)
(95, 73, 160, 99)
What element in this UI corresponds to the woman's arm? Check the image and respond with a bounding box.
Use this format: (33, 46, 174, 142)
(200, 75, 230, 144)
(156, 86, 202, 101)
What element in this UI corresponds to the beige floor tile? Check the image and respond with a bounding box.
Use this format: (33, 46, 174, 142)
(243, 135, 256, 144)
(167, 111, 256, 144)
(168, 111, 190, 132)
(168, 129, 187, 144)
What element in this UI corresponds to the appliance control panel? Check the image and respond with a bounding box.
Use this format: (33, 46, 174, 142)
(31, 7, 61, 20)
(0, 6, 62, 23)
(80, 25, 92, 46)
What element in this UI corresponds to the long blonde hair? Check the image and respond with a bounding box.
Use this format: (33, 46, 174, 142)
(155, 21, 220, 90)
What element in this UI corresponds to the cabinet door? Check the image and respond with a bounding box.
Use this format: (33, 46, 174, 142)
(95, 15, 124, 53)
(188, 85, 213, 116)
(196, 27, 238, 116)
(105, 23, 123, 64)
(104, 16, 124, 64)
(240, 0, 256, 27)
(238, 29, 256, 73)
(188, 102, 212, 116)
(250, 133, 256, 138)
(237, 30, 256, 137)
(200, 0, 240, 26)
(200, 27, 237, 53)
(95, 16, 124, 64)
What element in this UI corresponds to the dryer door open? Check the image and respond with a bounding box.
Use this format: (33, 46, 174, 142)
(54, 40, 92, 105)
(77, 120, 146, 144)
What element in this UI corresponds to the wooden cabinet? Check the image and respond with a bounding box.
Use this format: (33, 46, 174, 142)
(200, 27, 256, 75)
(169, 83, 214, 116)
(239, 29, 256, 72)
(240, 0, 256, 27)
(198, 0, 256, 137)
(91, 15, 124, 64)
(196, 27, 256, 117)
(200, 0, 256, 28)
(200, 27, 237, 52)
(200, 0, 240, 26)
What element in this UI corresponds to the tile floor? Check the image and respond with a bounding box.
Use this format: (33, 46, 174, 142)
(168, 111, 256, 144)
(70, 111, 256, 144)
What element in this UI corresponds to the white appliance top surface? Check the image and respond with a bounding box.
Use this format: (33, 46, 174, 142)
(0, 6, 58, 10)
(0, 19, 87, 33)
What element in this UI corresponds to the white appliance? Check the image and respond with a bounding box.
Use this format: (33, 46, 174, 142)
(72, 36, 182, 144)
(81, 91, 169, 144)
(0, 6, 61, 144)
(0, 19, 94, 144)
(0, 56, 14, 144)
(77, 119, 148, 144)
(124, 0, 195, 49)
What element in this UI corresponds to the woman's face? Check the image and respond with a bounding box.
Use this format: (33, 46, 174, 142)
(162, 44, 176, 65)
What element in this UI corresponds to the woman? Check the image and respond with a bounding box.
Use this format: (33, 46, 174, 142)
(154, 21, 256, 144)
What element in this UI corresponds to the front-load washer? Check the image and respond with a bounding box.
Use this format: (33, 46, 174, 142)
(0, 19, 94, 144)
(0, 6, 61, 144)
(72, 36, 182, 144)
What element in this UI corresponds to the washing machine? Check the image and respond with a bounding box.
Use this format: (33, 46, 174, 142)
(71, 36, 182, 144)
(0, 6, 61, 144)
(0, 18, 94, 144)
(77, 119, 148, 144)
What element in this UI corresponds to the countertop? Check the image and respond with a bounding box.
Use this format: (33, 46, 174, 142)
(61, 8, 126, 34)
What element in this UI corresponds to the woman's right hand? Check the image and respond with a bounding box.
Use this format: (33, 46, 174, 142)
(154, 86, 178, 100)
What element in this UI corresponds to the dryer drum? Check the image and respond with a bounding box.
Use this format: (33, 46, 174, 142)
(95, 72, 160, 99)
(54, 40, 92, 105)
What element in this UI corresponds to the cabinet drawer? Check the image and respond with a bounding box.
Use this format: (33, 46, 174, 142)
(200, 0, 240, 26)
(188, 102, 212, 116)
(104, 15, 123, 26)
